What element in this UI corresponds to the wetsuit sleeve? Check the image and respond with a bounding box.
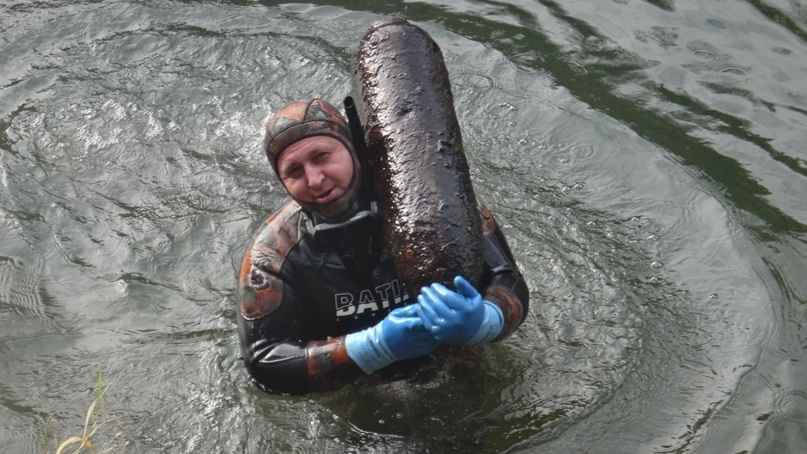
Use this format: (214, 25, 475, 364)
(477, 201, 530, 341)
(237, 265, 365, 395)
(237, 233, 363, 395)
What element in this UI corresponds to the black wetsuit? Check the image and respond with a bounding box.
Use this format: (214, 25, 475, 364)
(237, 199, 529, 395)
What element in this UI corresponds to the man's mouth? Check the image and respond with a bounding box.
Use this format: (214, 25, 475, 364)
(314, 188, 338, 204)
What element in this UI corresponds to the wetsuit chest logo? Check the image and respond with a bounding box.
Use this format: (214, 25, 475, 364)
(334, 279, 411, 318)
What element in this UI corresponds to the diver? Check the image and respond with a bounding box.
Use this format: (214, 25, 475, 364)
(236, 98, 529, 395)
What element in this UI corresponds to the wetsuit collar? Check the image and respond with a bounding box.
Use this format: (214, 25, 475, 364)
(309, 200, 378, 247)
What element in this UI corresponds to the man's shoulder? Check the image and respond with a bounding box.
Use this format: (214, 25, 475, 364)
(249, 200, 308, 267)
(264, 199, 307, 230)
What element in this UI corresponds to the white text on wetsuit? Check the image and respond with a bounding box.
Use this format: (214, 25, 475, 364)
(335, 279, 410, 318)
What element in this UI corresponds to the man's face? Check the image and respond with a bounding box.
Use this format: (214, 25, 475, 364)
(277, 135, 355, 208)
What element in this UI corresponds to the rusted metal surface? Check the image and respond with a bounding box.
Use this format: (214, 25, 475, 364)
(352, 17, 483, 291)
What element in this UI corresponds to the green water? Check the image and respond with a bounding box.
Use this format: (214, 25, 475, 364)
(1, 1, 805, 452)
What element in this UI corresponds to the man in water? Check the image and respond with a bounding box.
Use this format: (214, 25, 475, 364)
(237, 98, 529, 395)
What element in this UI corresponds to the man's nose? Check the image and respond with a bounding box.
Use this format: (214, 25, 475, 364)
(307, 165, 324, 188)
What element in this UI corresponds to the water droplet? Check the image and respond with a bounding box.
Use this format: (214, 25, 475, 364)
(715, 64, 751, 86)
(689, 48, 719, 65)
(651, 261, 663, 269)
(709, 294, 718, 299)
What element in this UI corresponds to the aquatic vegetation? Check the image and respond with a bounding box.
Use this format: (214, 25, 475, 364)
(39, 369, 123, 454)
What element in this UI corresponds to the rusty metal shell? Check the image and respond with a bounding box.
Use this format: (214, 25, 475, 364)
(352, 17, 483, 291)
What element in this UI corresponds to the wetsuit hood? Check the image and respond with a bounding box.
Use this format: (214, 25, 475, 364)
(264, 98, 365, 221)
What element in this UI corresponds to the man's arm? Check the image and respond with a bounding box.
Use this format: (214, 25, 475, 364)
(237, 254, 365, 395)
(413, 201, 530, 346)
(238, 262, 437, 395)
(477, 201, 530, 341)
(238, 320, 363, 395)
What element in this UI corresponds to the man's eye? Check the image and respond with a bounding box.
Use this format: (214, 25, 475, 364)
(282, 167, 302, 179)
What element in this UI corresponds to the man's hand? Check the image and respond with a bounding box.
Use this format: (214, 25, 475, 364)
(345, 304, 439, 374)
(416, 275, 504, 345)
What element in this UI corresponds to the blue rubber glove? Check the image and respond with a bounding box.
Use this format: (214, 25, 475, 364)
(416, 275, 504, 345)
(345, 304, 439, 374)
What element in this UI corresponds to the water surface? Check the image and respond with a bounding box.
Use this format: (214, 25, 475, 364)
(1, 0, 805, 452)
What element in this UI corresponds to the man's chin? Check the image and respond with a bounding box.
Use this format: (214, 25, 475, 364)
(307, 196, 352, 220)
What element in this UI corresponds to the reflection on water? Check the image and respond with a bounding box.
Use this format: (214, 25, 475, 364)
(1, 0, 805, 452)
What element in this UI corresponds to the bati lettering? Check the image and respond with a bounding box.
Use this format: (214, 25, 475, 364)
(334, 279, 411, 317)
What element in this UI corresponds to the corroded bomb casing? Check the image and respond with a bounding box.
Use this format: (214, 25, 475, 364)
(352, 17, 483, 291)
